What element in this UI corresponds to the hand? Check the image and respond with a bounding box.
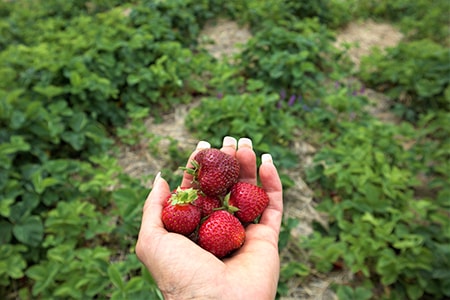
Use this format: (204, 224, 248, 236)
(136, 136, 283, 300)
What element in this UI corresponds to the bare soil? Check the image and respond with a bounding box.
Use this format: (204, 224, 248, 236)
(117, 19, 403, 300)
(334, 19, 403, 69)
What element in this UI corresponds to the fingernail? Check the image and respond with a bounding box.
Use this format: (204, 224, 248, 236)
(261, 153, 273, 164)
(153, 171, 162, 186)
(238, 138, 252, 149)
(222, 136, 237, 149)
(196, 141, 211, 150)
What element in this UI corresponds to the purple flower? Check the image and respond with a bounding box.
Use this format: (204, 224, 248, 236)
(334, 81, 340, 89)
(359, 85, 366, 94)
(217, 92, 223, 99)
(297, 95, 303, 103)
(288, 95, 296, 106)
(352, 90, 358, 96)
(302, 104, 311, 111)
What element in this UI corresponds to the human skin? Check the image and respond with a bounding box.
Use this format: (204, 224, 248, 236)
(136, 136, 283, 300)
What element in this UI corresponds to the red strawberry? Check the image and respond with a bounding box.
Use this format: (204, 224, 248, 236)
(228, 182, 269, 223)
(185, 148, 240, 198)
(198, 210, 245, 258)
(194, 193, 222, 218)
(162, 187, 201, 236)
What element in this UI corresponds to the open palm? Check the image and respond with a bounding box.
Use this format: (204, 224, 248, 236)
(136, 137, 283, 300)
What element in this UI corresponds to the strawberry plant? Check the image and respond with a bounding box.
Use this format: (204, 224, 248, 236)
(352, 0, 450, 43)
(239, 18, 342, 96)
(185, 92, 298, 169)
(1, 0, 449, 299)
(305, 117, 450, 299)
(360, 39, 450, 121)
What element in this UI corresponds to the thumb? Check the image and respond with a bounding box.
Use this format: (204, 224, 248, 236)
(136, 172, 171, 263)
(142, 172, 171, 228)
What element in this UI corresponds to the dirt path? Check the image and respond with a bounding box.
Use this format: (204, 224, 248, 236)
(117, 18, 403, 300)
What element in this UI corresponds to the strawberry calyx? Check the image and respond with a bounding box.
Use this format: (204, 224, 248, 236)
(220, 193, 240, 214)
(179, 160, 200, 183)
(169, 187, 198, 206)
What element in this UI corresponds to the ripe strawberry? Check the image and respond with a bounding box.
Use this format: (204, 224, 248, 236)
(198, 210, 245, 258)
(228, 182, 269, 223)
(185, 148, 240, 198)
(194, 193, 222, 218)
(162, 187, 201, 236)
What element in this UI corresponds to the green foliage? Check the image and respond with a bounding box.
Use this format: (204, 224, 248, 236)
(277, 217, 311, 297)
(117, 105, 152, 147)
(216, 0, 352, 30)
(1, 0, 448, 299)
(335, 285, 373, 300)
(185, 92, 298, 169)
(305, 116, 450, 299)
(352, 0, 450, 44)
(360, 40, 450, 121)
(0, 0, 217, 297)
(239, 18, 342, 96)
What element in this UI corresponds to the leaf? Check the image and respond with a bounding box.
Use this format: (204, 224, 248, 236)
(406, 284, 424, 300)
(393, 235, 423, 250)
(25, 101, 44, 119)
(12, 215, 44, 247)
(376, 250, 399, 285)
(27, 262, 60, 296)
(31, 171, 60, 194)
(8, 193, 39, 223)
(125, 277, 145, 293)
(0, 221, 13, 244)
(361, 212, 379, 226)
(62, 131, 86, 151)
(0, 135, 30, 156)
(354, 286, 373, 300)
(127, 74, 141, 85)
(336, 285, 354, 300)
(108, 264, 125, 290)
(280, 261, 310, 278)
(33, 85, 65, 98)
(0, 198, 15, 217)
(0, 245, 27, 279)
(10, 110, 26, 129)
(69, 112, 88, 132)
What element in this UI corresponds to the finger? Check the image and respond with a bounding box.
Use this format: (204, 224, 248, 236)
(220, 136, 237, 157)
(258, 154, 283, 234)
(236, 138, 257, 185)
(136, 172, 171, 262)
(181, 140, 211, 188)
(141, 172, 171, 230)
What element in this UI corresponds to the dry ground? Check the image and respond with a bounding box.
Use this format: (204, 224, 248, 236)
(117, 19, 403, 300)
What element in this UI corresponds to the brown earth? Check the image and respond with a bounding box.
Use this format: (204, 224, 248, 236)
(117, 19, 403, 300)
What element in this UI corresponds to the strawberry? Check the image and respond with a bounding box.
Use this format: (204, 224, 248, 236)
(185, 148, 240, 198)
(162, 187, 201, 236)
(198, 210, 245, 258)
(194, 193, 222, 218)
(228, 182, 269, 223)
